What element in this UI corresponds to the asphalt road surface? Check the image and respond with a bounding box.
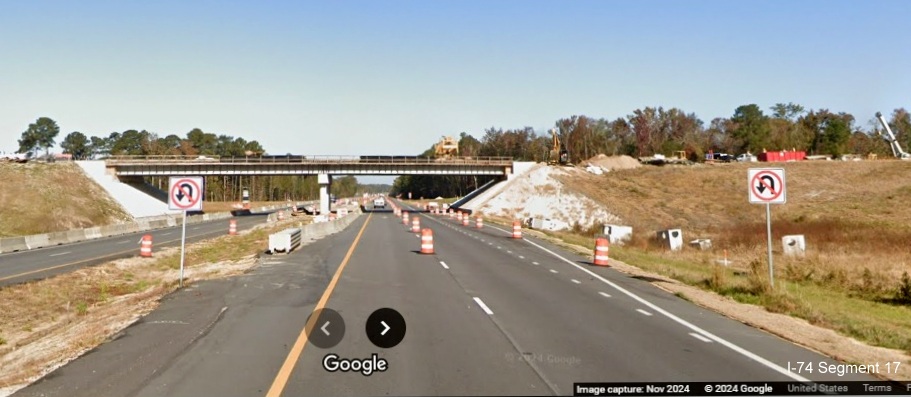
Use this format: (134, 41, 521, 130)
(0, 213, 270, 287)
(14, 199, 879, 396)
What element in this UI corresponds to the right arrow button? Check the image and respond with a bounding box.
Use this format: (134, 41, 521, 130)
(366, 308, 406, 348)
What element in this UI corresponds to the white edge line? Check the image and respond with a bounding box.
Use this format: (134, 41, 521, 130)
(473, 297, 494, 315)
(637, 309, 653, 316)
(690, 332, 713, 343)
(484, 224, 810, 382)
(440, 261, 449, 269)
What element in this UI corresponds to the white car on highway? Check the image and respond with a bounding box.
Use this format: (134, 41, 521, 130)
(373, 197, 386, 208)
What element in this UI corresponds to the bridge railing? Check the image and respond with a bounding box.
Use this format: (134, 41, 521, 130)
(105, 155, 514, 165)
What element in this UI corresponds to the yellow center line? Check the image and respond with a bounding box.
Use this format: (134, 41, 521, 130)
(266, 213, 373, 397)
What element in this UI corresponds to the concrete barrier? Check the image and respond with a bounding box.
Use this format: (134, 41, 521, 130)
(100, 224, 122, 237)
(85, 227, 103, 239)
(137, 219, 152, 231)
(150, 220, 168, 229)
(121, 223, 139, 234)
(25, 234, 50, 249)
(0, 237, 29, 253)
(166, 217, 177, 227)
(66, 229, 86, 244)
(47, 231, 72, 246)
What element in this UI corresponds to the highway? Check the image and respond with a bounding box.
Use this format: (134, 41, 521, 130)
(0, 213, 269, 287)
(14, 199, 878, 396)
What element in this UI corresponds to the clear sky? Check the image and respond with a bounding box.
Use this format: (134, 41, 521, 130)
(2, 0, 909, 161)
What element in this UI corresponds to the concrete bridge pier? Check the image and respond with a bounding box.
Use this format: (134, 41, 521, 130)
(318, 173, 332, 215)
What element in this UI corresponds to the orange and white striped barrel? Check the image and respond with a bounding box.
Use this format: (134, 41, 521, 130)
(229, 219, 237, 235)
(402, 211, 409, 225)
(420, 228, 434, 254)
(593, 237, 610, 266)
(278, 210, 285, 221)
(449, 209, 454, 218)
(462, 215, 470, 227)
(456, 212, 463, 222)
(511, 221, 522, 239)
(329, 212, 337, 221)
(411, 217, 421, 233)
(140, 234, 153, 257)
(476, 217, 483, 229)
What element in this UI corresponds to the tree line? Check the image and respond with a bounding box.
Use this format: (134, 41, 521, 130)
(391, 103, 911, 198)
(12, 117, 368, 202)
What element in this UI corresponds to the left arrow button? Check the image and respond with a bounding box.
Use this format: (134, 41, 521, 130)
(306, 308, 345, 348)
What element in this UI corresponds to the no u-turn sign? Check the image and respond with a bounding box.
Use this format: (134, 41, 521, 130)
(748, 168, 786, 204)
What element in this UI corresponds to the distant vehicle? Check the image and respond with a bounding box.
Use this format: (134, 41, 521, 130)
(712, 153, 735, 162)
(736, 153, 757, 162)
(373, 197, 386, 208)
(195, 155, 217, 161)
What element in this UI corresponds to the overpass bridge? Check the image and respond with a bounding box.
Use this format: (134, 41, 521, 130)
(105, 155, 515, 214)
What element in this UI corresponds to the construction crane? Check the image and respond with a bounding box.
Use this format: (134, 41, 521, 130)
(548, 128, 570, 165)
(875, 112, 911, 160)
(434, 136, 459, 159)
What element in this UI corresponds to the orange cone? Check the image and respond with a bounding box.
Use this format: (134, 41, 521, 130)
(476, 217, 483, 229)
(420, 228, 434, 254)
(140, 234, 153, 257)
(511, 221, 522, 239)
(229, 219, 237, 235)
(411, 217, 421, 233)
(593, 237, 610, 266)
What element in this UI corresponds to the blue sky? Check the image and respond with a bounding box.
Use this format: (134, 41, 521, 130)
(2, 0, 910, 162)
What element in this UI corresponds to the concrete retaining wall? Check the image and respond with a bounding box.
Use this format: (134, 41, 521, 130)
(25, 234, 50, 249)
(0, 237, 29, 253)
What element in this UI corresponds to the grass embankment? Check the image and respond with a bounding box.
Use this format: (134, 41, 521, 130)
(0, 217, 308, 388)
(0, 163, 132, 237)
(547, 160, 911, 355)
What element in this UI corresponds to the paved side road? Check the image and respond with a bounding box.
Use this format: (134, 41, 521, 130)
(0, 214, 269, 287)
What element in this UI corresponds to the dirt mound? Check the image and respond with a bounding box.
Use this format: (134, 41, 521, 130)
(584, 154, 641, 171)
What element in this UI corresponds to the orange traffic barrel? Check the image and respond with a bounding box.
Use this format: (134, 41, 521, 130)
(402, 211, 409, 225)
(140, 234, 153, 257)
(411, 217, 421, 233)
(476, 217, 483, 229)
(329, 212, 337, 221)
(229, 219, 237, 235)
(462, 215, 470, 227)
(511, 221, 522, 239)
(278, 210, 285, 221)
(449, 209, 454, 218)
(456, 212, 463, 222)
(594, 237, 610, 266)
(420, 228, 434, 254)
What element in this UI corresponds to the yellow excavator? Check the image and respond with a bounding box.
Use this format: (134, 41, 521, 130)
(434, 136, 459, 159)
(548, 129, 570, 165)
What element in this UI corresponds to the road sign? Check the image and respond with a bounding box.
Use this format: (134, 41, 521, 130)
(748, 168, 786, 204)
(168, 177, 204, 211)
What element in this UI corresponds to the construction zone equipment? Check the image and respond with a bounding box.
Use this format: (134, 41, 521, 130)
(511, 221, 522, 239)
(548, 128, 570, 166)
(140, 234, 153, 257)
(420, 229, 434, 254)
(476, 216, 483, 229)
(403, 211, 409, 225)
(411, 217, 421, 233)
(456, 212, 463, 222)
(593, 237, 609, 266)
(278, 210, 285, 221)
(229, 219, 237, 235)
(434, 136, 459, 159)
(875, 112, 911, 159)
(329, 212, 337, 221)
(462, 215, 470, 227)
(449, 209, 454, 218)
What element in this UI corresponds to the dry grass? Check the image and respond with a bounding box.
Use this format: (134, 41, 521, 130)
(0, 163, 132, 237)
(544, 160, 911, 353)
(0, 216, 309, 389)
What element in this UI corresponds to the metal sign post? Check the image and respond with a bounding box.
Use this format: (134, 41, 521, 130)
(748, 168, 786, 288)
(168, 177, 204, 288)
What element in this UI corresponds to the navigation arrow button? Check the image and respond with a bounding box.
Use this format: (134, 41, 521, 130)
(380, 321, 390, 336)
(366, 308, 406, 349)
(321, 321, 331, 336)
